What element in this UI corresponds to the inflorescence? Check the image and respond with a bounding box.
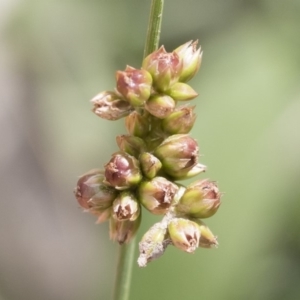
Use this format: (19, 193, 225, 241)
(74, 41, 221, 267)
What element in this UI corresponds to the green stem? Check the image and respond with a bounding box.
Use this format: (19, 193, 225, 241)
(143, 0, 164, 58)
(113, 1, 164, 300)
(113, 239, 136, 300)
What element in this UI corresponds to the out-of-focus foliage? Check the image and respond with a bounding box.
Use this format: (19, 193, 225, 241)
(0, 0, 300, 299)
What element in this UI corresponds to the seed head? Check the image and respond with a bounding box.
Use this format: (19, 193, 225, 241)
(175, 179, 221, 218)
(138, 177, 179, 215)
(104, 152, 142, 190)
(91, 91, 132, 120)
(162, 106, 196, 135)
(125, 111, 150, 138)
(116, 66, 152, 107)
(168, 218, 201, 253)
(142, 46, 183, 92)
(112, 191, 140, 221)
(174, 40, 202, 82)
(154, 134, 200, 176)
(74, 169, 117, 214)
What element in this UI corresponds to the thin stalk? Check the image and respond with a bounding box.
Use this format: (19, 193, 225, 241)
(113, 1, 164, 300)
(143, 0, 164, 58)
(113, 239, 136, 300)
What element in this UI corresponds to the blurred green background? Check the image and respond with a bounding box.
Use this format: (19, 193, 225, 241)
(1, 0, 300, 299)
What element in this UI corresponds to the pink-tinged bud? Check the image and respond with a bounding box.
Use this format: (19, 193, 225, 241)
(125, 111, 150, 138)
(174, 40, 202, 82)
(109, 213, 141, 244)
(95, 207, 112, 224)
(116, 135, 147, 158)
(175, 179, 221, 218)
(139, 152, 162, 179)
(74, 169, 117, 214)
(145, 94, 175, 119)
(142, 46, 183, 92)
(138, 222, 170, 267)
(112, 191, 140, 221)
(193, 219, 218, 248)
(116, 66, 152, 107)
(91, 91, 132, 120)
(166, 82, 198, 101)
(171, 163, 207, 180)
(168, 218, 201, 253)
(138, 177, 179, 215)
(162, 106, 196, 134)
(154, 134, 199, 176)
(104, 152, 142, 190)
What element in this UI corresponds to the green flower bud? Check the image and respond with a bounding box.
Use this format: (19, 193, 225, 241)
(193, 219, 218, 248)
(142, 46, 183, 92)
(174, 40, 202, 82)
(139, 152, 162, 179)
(144, 131, 164, 153)
(109, 213, 141, 244)
(116, 66, 152, 107)
(138, 177, 179, 215)
(125, 111, 150, 138)
(168, 218, 201, 253)
(166, 82, 198, 101)
(175, 179, 221, 218)
(104, 152, 142, 190)
(162, 106, 196, 135)
(145, 94, 175, 119)
(154, 134, 199, 176)
(112, 191, 140, 221)
(138, 222, 170, 267)
(74, 169, 117, 214)
(116, 135, 147, 158)
(170, 163, 207, 180)
(91, 91, 132, 120)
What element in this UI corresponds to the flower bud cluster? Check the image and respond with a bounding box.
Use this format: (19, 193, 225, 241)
(75, 41, 221, 265)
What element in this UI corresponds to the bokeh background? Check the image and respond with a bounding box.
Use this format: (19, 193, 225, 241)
(1, 0, 300, 299)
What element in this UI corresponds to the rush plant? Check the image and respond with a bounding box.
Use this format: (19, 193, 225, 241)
(74, 1, 221, 299)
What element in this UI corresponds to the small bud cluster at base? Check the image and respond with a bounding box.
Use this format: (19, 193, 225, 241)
(76, 40, 222, 265)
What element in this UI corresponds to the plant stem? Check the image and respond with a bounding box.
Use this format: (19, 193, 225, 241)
(144, 0, 164, 58)
(113, 239, 136, 300)
(113, 1, 164, 300)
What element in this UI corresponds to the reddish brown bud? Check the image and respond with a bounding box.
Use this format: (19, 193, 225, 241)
(116, 66, 152, 107)
(125, 111, 150, 138)
(162, 106, 196, 135)
(142, 46, 183, 92)
(138, 177, 179, 215)
(74, 169, 117, 214)
(154, 134, 199, 176)
(91, 91, 132, 120)
(104, 152, 142, 190)
(112, 191, 140, 221)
